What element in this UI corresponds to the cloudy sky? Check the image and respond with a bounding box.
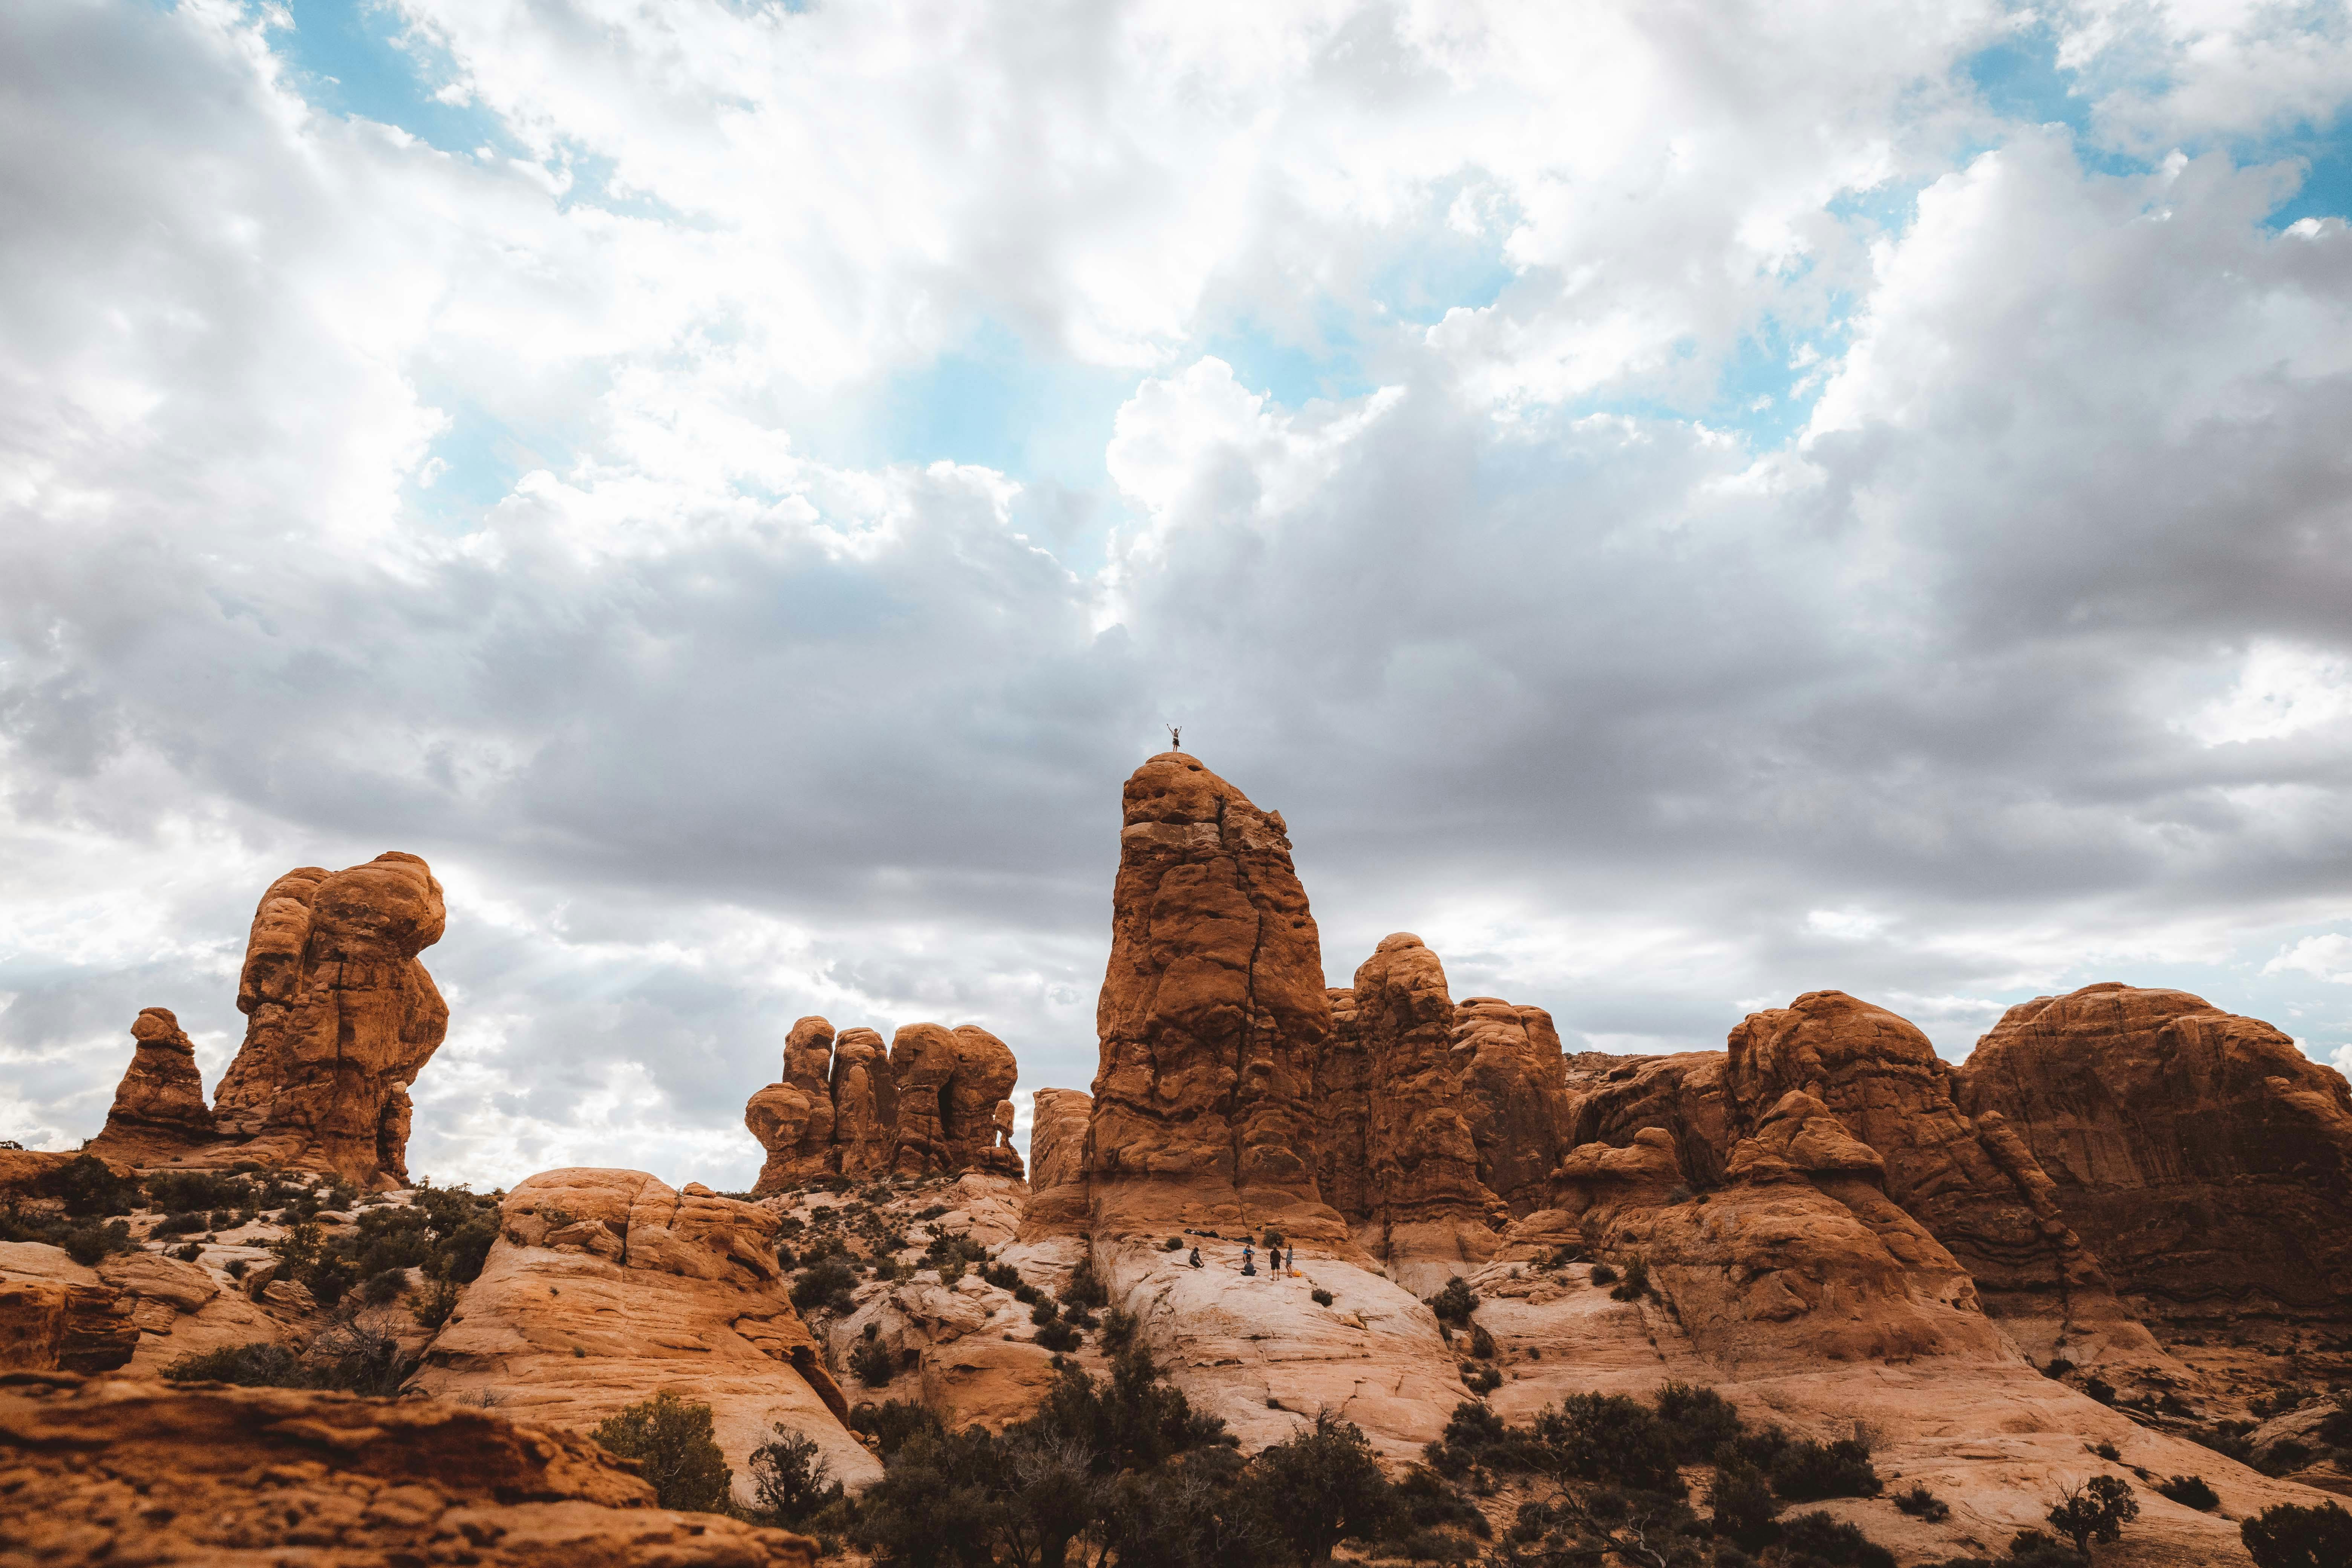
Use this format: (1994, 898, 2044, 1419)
(4, 0, 2350, 1191)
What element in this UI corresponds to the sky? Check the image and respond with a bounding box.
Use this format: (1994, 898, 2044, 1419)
(3, 0, 2351, 1192)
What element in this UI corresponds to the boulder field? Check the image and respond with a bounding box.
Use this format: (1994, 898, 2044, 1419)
(8, 750, 2351, 1566)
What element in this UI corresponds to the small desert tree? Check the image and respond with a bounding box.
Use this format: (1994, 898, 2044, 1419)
(1243, 1409, 1392, 1566)
(593, 1391, 733, 1513)
(2242, 1500, 2352, 1568)
(2047, 1475, 2138, 1559)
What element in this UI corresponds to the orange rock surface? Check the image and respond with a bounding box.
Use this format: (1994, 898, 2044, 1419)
(0, 1372, 817, 1566)
(746, 1016, 1023, 1194)
(85, 1006, 215, 1164)
(1956, 982, 2352, 1320)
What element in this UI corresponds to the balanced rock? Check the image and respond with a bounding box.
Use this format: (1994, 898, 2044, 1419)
(411, 1168, 879, 1504)
(85, 1008, 214, 1164)
(1726, 990, 2158, 1367)
(1084, 753, 1337, 1237)
(746, 1017, 1023, 1195)
(205, 852, 450, 1188)
(1955, 982, 2352, 1321)
(0, 1373, 818, 1567)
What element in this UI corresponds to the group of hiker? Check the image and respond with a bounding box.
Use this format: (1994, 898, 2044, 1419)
(1181, 1238, 1294, 1276)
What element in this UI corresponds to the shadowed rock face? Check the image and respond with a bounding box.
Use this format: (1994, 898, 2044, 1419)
(1084, 753, 1341, 1237)
(746, 1017, 1023, 1195)
(1453, 995, 1570, 1215)
(1956, 982, 2352, 1320)
(1726, 990, 2156, 1365)
(1309, 986, 1372, 1219)
(86, 1008, 214, 1165)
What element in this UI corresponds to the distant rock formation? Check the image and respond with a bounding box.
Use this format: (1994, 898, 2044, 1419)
(84, 1009, 213, 1165)
(1082, 752, 1343, 1238)
(1956, 982, 2352, 1321)
(1726, 989, 2160, 1367)
(745, 1018, 1022, 1195)
(86, 853, 447, 1190)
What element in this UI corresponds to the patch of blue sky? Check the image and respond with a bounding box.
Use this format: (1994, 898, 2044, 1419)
(2254, 114, 2352, 231)
(267, 0, 512, 157)
(402, 388, 553, 529)
(1962, 21, 2145, 177)
(864, 320, 1135, 491)
(1201, 318, 1375, 409)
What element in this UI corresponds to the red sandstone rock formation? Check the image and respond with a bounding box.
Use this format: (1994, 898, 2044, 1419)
(85, 1008, 214, 1164)
(0, 1373, 818, 1566)
(0, 1245, 138, 1374)
(1083, 753, 1340, 1237)
(747, 1016, 1023, 1195)
(1309, 985, 1372, 1220)
(204, 853, 450, 1189)
(1955, 982, 2352, 1321)
(1453, 994, 1569, 1214)
(1727, 990, 2156, 1364)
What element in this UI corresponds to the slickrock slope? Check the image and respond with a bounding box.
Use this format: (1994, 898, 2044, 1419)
(746, 1017, 1022, 1195)
(0, 1372, 818, 1566)
(1727, 989, 2159, 1368)
(178, 852, 452, 1189)
(1084, 753, 1339, 1239)
(410, 1168, 880, 1505)
(1956, 982, 2352, 1322)
(0, 1244, 138, 1373)
(84, 1007, 215, 1164)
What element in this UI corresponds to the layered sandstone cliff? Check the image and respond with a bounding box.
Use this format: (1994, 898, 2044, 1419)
(1955, 982, 2352, 1320)
(745, 1017, 1021, 1193)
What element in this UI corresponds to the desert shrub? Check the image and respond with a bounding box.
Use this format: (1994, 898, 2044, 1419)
(2091, 1439, 2121, 1461)
(850, 1334, 897, 1388)
(1100, 1306, 1138, 1352)
(303, 1317, 413, 1396)
(2043, 1356, 2076, 1377)
(1031, 1297, 1061, 1326)
(1707, 1456, 1781, 1548)
(1778, 1509, 1896, 1568)
(2047, 1475, 2138, 1557)
(747, 1424, 844, 1527)
(64, 1219, 134, 1265)
(1423, 1399, 1547, 1478)
(1036, 1318, 1083, 1352)
(2156, 1474, 2219, 1511)
(1426, 1277, 1478, 1325)
(1532, 1392, 1684, 1498)
(1383, 1464, 1488, 1544)
(2083, 1374, 2116, 1404)
(1608, 1254, 1651, 1302)
(409, 1183, 501, 1283)
(849, 1397, 946, 1459)
(1998, 1527, 2089, 1567)
(37, 1155, 140, 1217)
(593, 1392, 733, 1513)
(1063, 1258, 1110, 1310)
(224, 1258, 249, 1280)
(1312, 1287, 1335, 1306)
(1654, 1379, 1743, 1463)
(1244, 1409, 1393, 1566)
(170, 1240, 204, 1262)
(1895, 1482, 1952, 1521)
(1461, 1364, 1502, 1394)
(1770, 1438, 1880, 1501)
(1012, 1280, 1044, 1305)
(409, 1275, 459, 1329)
(1587, 1261, 1618, 1286)
(982, 1261, 1023, 1291)
(162, 1341, 309, 1387)
(1467, 1322, 1497, 1360)
(359, 1267, 408, 1305)
(2262, 1438, 2317, 1477)
(792, 1257, 860, 1315)
(144, 1171, 256, 1213)
(1163, 1236, 1184, 1251)
(2242, 1499, 2352, 1568)
(153, 1211, 207, 1237)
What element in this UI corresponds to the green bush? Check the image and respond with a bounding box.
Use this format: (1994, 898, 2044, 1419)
(982, 1261, 1023, 1290)
(2047, 1475, 2138, 1557)
(1895, 1482, 1952, 1521)
(1608, 1254, 1651, 1302)
(791, 1257, 860, 1315)
(593, 1391, 733, 1513)
(1770, 1437, 1881, 1501)
(746, 1424, 844, 1527)
(1243, 1409, 1392, 1566)
(1426, 1277, 1478, 1325)
(850, 1334, 898, 1388)
(848, 1398, 946, 1460)
(1707, 1456, 1781, 1548)
(1654, 1379, 1743, 1463)
(162, 1341, 309, 1387)
(1588, 1261, 1619, 1286)
(1036, 1318, 1083, 1352)
(2243, 1499, 2352, 1568)
(145, 1171, 255, 1213)
(1100, 1306, 1138, 1352)
(1779, 1509, 1896, 1568)
(37, 1155, 140, 1217)
(1311, 1287, 1334, 1306)
(1062, 1258, 1110, 1310)
(2157, 1473, 2218, 1511)
(1531, 1392, 1685, 1498)
(64, 1219, 134, 1266)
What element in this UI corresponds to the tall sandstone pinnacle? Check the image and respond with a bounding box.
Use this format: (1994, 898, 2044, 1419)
(1955, 982, 2352, 1321)
(745, 1016, 1023, 1195)
(86, 1009, 214, 1165)
(1082, 752, 1346, 1239)
(207, 852, 450, 1190)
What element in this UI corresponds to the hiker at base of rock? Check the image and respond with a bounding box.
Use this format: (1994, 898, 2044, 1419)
(1188, 1246, 1202, 1269)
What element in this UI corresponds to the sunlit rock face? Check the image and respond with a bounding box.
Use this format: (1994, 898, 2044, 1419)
(86, 1009, 215, 1166)
(745, 1016, 1024, 1196)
